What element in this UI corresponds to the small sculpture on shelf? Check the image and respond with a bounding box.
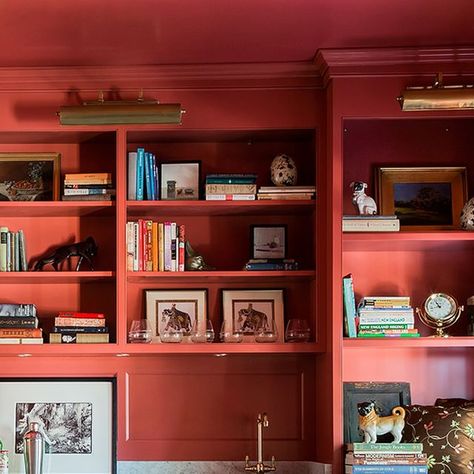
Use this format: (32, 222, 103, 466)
(270, 154, 297, 186)
(350, 181, 377, 215)
(185, 241, 215, 271)
(32, 236, 97, 271)
(460, 197, 474, 230)
(357, 400, 405, 443)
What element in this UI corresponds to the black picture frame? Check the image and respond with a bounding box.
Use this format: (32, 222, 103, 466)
(343, 381, 411, 444)
(250, 224, 287, 260)
(160, 161, 200, 200)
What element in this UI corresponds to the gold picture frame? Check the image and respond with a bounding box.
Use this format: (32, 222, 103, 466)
(376, 166, 468, 230)
(0, 152, 60, 201)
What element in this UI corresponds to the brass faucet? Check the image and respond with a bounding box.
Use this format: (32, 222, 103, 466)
(245, 413, 276, 473)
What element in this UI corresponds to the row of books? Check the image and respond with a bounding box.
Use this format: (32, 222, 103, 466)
(243, 258, 299, 271)
(205, 174, 257, 201)
(0, 303, 43, 343)
(50, 311, 109, 344)
(0, 227, 27, 271)
(62, 173, 115, 201)
(345, 442, 427, 473)
(126, 220, 185, 272)
(257, 185, 316, 200)
(343, 215, 400, 232)
(128, 148, 159, 201)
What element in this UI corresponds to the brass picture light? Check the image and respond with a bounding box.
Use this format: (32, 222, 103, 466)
(397, 73, 474, 111)
(58, 91, 184, 125)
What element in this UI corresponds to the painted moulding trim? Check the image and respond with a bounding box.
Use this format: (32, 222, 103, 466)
(314, 46, 474, 85)
(0, 62, 322, 92)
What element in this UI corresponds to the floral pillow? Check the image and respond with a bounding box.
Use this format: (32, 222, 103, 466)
(403, 404, 474, 473)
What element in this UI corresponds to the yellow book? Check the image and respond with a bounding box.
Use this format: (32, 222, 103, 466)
(158, 222, 164, 272)
(152, 221, 158, 271)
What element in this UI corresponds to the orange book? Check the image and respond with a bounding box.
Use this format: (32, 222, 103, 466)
(0, 328, 42, 338)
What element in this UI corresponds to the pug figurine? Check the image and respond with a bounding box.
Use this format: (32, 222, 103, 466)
(357, 400, 405, 443)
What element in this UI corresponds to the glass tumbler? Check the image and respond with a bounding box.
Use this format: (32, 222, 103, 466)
(254, 318, 278, 343)
(191, 320, 215, 343)
(285, 319, 311, 342)
(128, 319, 152, 343)
(219, 321, 243, 343)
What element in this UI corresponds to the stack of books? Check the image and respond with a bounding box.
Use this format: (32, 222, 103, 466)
(128, 148, 159, 201)
(62, 173, 115, 201)
(0, 303, 43, 344)
(243, 258, 299, 271)
(257, 185, 316, 200)
(205, 174, 257, 201)
(345, 442, 427, 473)
(126, 220, 186, 272)
(357, 296, 419, 338)
(0, 226, 27, 272)
(343, 215, 400, 232)
(49, 311, 109, 344)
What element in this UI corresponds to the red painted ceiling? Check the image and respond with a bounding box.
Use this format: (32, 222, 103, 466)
(0, 0, 473, 67)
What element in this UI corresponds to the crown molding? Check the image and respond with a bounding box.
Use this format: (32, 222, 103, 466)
(0, 62, 322, 92)
(315, 46, 474, 85)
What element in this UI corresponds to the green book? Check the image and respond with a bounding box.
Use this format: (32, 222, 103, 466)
(357, 332, 420, 338)
(359, 324, 412, 330)
(348, 442, 424, 453)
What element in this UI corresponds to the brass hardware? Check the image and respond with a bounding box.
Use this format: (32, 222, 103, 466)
(244, 413, 276, 473)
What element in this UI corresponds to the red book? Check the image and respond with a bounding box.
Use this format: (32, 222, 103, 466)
(57, 312, 105, 319)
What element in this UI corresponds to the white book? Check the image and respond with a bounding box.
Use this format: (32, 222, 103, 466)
(21, 338, 44, 344)
(205, 194, 256, 201)
(170, 222, 177, 272)
(126, 222, 135, 272)
(0, 338, 21, 344)
(128, 151, 138, 200)
(343, 219, 400, 232)
(358, 314, 415, 325)
(164, 222, 172, 271)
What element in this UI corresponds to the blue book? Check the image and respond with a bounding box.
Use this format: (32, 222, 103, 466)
(136, 148, 145, 201)
(348, 466, 427, 473)
(343, 274, 357, 338)
(144, 151, 153, 200)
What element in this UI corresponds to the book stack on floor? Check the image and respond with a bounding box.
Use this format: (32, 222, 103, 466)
(243, 258, 299, 271)
(128, 148, 159, 200)
(257, 185, 316, 200)
(62, 173, 115, 201)
(205, 174, 257, 201)
(357, 296, 419, 338)
(0, 226, 27, 271)
(343, 215, 400, 232)
(345, 442, 428, 473)
(0, 303, 43, 344)
(49, 312, 109, 344)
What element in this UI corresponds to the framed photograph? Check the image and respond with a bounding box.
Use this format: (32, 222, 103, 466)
(376, 166, 468, 230)
(0, 377, 116, 474)
(343, 381, 411, 444)
(221, 289, 285, 342)
(145, 289, 208, 342)
(160, 161, 200, 200)
(0, 152, 60, 201)
(250, 224, 287, 259)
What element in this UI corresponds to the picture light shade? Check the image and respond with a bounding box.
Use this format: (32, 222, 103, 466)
(398, 87, 474, 111)
(58, 102, 184, 125)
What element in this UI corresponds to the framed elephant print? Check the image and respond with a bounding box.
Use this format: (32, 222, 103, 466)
(145, 289, 208, 343)
(221, 289, 284, 342)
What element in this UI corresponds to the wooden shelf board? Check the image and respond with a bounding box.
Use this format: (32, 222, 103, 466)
(127, 270, 315, 282)
(127, 200, 315, 217)
(0, 271, 115, 283)
(343, 336, 474, 348)
(0, 201, 115, 217)
(343, 230, 474, 242)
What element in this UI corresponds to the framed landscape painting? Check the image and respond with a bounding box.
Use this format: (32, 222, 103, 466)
(376, 166, 467, 230)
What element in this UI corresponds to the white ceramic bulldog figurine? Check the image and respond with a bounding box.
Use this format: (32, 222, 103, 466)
(350, 181, 377, 215)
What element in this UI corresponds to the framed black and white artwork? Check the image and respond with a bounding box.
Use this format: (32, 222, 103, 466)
(0, 377, 116, 474)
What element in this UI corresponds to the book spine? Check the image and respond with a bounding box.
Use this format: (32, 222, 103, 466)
(152, 221, 159, 271)
(0, 316, 37, 328)
(144, 151, 152, 200)
(244, 262, 299, 270)
(138, 219, 145, 271)
(350, 443, 423, 453)
(170, 222, 177, 272)
(158, 222, 164, 272)
(65, 173, 112, 180)
(0, 227, 8, 272)
(136, 148, 145, 201)
(343, 220, 400, 231)
(20, 338, 43, 344)
(178, 224, 185, 272)
(358, 324, 412, 330)
(65, 183, 114, 189)
(164, 222, 172, 271)
(50, 333, 109, 344)
(18, 229, 27, 271)
(0, 304, 36, 317)
(0, 328, 42, 338)
(343, 274, 357, 338)
(53, 326, 108, 333)
(205, 194, 256, 200)
(14, 231, 19, 271)
(151, 153, 158, 200)
(61, 194, 113, 201)
(57, 312, 105, 319)
(63, 188, 111, 195)
(126, 222, 134, 271)
(357, 332, 420, 338)
(347, 466, 427, 473)
(205, 175, 257, 184)
(132, 222, 139, 271)
(6, 232, 11, 271)
(144, 220, 153, 271)
(205, 183, 257, 194)
(347, 453, 428, 465)
(54, 317, 106, 327)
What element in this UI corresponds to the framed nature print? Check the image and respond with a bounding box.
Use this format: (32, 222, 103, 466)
(343, 381, 411, 444)
(221, 289, 284, 342)
(376, 166, 467, 230)
(250, 224, 287, 259)
(160, 161, 200, 200)
(0, 377, 116, 474)
(146, 289, 208, 342)
(0, 152, 60, 201)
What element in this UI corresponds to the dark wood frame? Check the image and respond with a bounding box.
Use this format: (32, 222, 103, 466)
(250, 224, 288, 260)
(159, 161, 201, 200)
(343, 381, 411, 444)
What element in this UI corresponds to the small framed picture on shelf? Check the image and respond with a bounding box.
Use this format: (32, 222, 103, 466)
(376, 166, 467, 230)
(145, 289, 207, 342)
(0, 152, 60, 201)
(250, 224, 287, 260)
(221, 288, 285, 342)
(160, 161, 200, 200)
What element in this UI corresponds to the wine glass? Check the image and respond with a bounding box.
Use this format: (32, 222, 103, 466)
(159, 327, 184, 343)
(219, 321, 243, 343)
(191, 320, 215, 343)
(285, 319, 311, 342)
(128, 319, 152, 344)
(254, 318, 278, 343)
